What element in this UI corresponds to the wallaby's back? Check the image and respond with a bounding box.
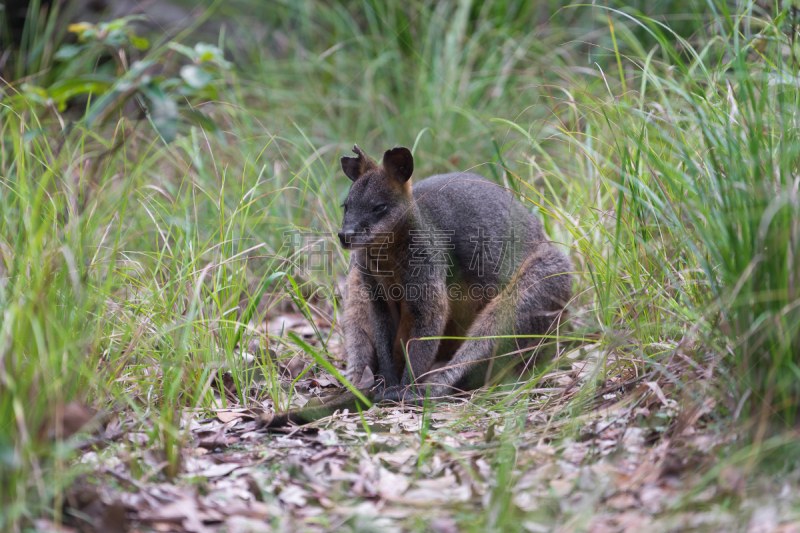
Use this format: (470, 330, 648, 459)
(412, 172, 553, 287)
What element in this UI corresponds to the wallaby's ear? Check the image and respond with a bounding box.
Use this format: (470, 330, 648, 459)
(341, 144, 377, 182)
(382, 146, 413, 183)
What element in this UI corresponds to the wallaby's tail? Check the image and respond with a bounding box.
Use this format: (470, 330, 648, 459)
(261, 389, 374, 427)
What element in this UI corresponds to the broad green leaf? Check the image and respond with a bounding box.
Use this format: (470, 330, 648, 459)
(102, 15, 146, 32)
(48, 76, 114, 106)
(84, 59, 154, 126)
(130, 35, 150, 51)
(21, 84, 48, 104)
(194, 43, 232, 69)
(168, 42, 196, 60)
(54, 44, 86, 61)
(68, 22, 94, 35)
(141, 83, 178, 143)
(180, 65, 212, 89)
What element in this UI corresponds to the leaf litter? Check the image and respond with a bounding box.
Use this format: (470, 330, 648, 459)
(55, 312, 800, 532)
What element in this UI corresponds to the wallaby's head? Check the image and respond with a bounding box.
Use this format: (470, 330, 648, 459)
(338, 145, 414, 249)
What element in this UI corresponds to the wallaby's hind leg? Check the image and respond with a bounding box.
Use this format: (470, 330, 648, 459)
(425, 246, 573, 398)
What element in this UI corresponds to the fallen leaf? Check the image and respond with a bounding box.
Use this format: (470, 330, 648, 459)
(430, 517, 458, 533)
(374, 447, 416, 467)
(198, 462, 242, 478)
(378, 467, 410, 500)
(217, 500, 271, 519)
(226, 516, 271, 533)
(413, 474, 458, 491)
(748, 505, 779, 533)
(139, 499, 209, 532)
(278, 484, 308, 507)
(718, 465, 745, 498)
(309, 448, 338, 463)
(215, 410, 253, 424)
(606, 492, 637, 510)
(356, 366, 375, 389)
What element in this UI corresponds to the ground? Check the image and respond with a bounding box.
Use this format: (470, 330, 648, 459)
(50, 312, 800, 533)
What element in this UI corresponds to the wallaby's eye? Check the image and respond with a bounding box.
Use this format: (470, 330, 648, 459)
(373, 204, 387, 214)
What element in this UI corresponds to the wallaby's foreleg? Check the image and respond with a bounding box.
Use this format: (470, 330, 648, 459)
(368, 287, 401, 388)
(424, 249, 572, 399)
(343, 263, 376, 385)
(375, 278, 448, 402)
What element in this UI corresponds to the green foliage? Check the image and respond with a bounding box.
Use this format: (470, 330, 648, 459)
(1, 0, 800, 530)
(1, 12, 231, 142)
(59, 15, 151, 58)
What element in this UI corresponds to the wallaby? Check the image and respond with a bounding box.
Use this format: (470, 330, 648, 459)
(263, 145, 572, 426)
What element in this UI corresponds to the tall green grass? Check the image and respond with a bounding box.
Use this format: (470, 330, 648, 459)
(1, 0, 799, 529)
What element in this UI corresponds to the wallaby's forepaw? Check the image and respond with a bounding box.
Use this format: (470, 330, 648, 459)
(372, 373, 400, 392)
(374, 385, 426, 405)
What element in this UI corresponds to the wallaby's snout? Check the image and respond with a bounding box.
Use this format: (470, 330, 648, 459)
(338, 207, 377, 249)
(338, 230, 355, 248)
(338, 205, 371, 249)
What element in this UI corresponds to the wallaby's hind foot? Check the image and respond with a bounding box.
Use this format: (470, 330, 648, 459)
(401, 246, 572, 401)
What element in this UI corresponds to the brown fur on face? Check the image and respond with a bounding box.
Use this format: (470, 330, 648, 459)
(338, 146, 414, 249)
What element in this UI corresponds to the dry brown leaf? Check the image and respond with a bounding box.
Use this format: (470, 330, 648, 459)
(374, 447, 416, 467)
(139, 498, 210, 533)
(429, 517, 459, 533)
(225, 516, 271, 533)
(606, 492, 637, 510)
(355, 366, 375, 389)
(215, 410, 253, 424)
(377, 467, 410, 500)
(308, 448, 338, 463)
(217, 500, 271, 519)
(197, 462, 242, 478)
(278, 484, 309, 507)
(718, 465, 746, 498)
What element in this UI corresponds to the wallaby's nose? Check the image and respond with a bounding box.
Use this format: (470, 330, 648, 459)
(338, 231, 354, 246)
